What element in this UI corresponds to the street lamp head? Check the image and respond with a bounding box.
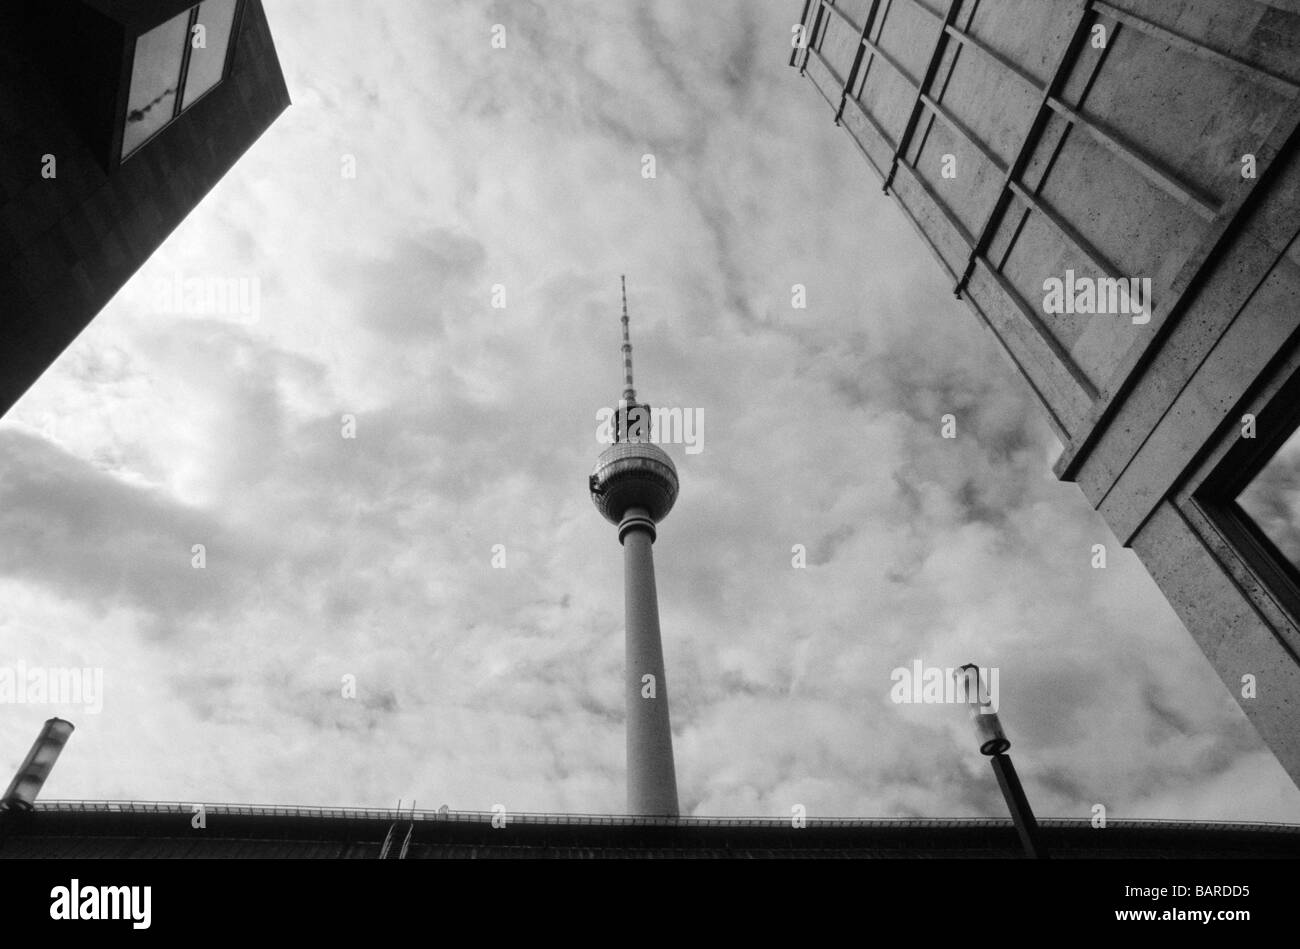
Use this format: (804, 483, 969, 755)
(1, 717, 75, 812)
(955, 663, 1009, 756)
(971, 709, 1010, 756)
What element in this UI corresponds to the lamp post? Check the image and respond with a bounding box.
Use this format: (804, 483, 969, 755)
(955, 664, 1046, 859)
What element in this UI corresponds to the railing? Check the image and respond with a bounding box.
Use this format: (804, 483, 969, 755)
(26, 800, 1300, 834)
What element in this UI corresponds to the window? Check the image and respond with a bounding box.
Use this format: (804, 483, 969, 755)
(1236, 426, 1300, 574)
(1191, 366, 1300, 625)
(121, 1, 242, 160)
(183, 0, 241, 109)
(122, 10, 190, 157)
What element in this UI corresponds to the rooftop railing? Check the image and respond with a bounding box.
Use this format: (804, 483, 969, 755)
(24, 800, 1300, 834)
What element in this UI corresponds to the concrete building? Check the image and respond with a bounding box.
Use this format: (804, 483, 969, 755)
(589, 279, 682, 816)
(789, 0, 1300, 787)
(0, 0, 289, 417)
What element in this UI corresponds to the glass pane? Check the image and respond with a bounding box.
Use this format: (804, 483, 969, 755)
(1237, 426, 1300, 573)
(182, 0, 240, 109)
(122, 9, 190, 157)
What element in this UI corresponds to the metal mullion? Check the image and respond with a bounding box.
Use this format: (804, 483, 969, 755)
(822, 0, 857, 31)
(850, 0, 897, 116)
(1093, 0, 1299, 99)
(841, 86, 899, 167)
(174, 4, 201, 119)
(220, 0, 247, 82)
(954, 3, 1095, 297)
(896, 0, 942, 21)
(842, 116, 892, 180)
(800, 0, 829, 74)
(1044, 97, 1220, 220)
(893, 158, 977, 259)
(807, 49, 849, 113)
(977, 260, 1102, 403)
(918, 92, 1009, 175)
(842, 85, 898, 149)
(834, 0, 883, 124)
(944, 23, 1043, 96)
(883, 0, 963, 192)
(1006, 179, 1121, 282)
(859, 25, 920, 89)
(790, 0, 813, 67)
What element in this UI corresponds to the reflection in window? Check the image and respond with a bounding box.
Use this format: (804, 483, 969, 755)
(121, 1, 241, 161)
(183, 0, 240, 109)
(1237, 426, 1300, 573)
(122, 10, 190, 157)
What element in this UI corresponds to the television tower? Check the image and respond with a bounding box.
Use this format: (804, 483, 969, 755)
(588, 276, 680, 816)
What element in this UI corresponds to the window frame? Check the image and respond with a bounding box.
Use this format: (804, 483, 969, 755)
(118, 0, 246, 164)
(180, 0, 245, 113)
(1190, 360, 1300, 626)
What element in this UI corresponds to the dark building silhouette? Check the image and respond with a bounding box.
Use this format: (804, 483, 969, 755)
(0, 0, 289, 416)
(790, 0, 1300, 788)
(5, 801, 1300, 858)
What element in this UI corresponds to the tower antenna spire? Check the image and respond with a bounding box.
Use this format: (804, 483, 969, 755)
(620, 274, 636, 404)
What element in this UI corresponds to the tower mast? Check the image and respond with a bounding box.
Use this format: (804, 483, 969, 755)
(621, 274, 635, 405)
(589, 278, 680, 816)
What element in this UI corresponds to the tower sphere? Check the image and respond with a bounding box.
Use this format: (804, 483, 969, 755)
(589, 440, 679, 525)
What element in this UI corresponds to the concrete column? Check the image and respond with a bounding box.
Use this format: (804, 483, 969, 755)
(619, 506, 679, 816)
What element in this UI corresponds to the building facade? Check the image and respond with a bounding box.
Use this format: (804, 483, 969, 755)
(0, 0, 289, 417)
(789, 0, 1300, 786)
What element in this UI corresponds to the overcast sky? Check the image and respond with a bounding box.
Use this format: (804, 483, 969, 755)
(3, 0, 1299, 822)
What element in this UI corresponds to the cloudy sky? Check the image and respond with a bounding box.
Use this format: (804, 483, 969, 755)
(3, 0, 1299, 822)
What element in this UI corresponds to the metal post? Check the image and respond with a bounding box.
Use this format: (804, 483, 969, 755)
(990, 752, 1048, 859)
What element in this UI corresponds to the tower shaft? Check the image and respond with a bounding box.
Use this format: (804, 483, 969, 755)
(619, 507, 679, 816)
